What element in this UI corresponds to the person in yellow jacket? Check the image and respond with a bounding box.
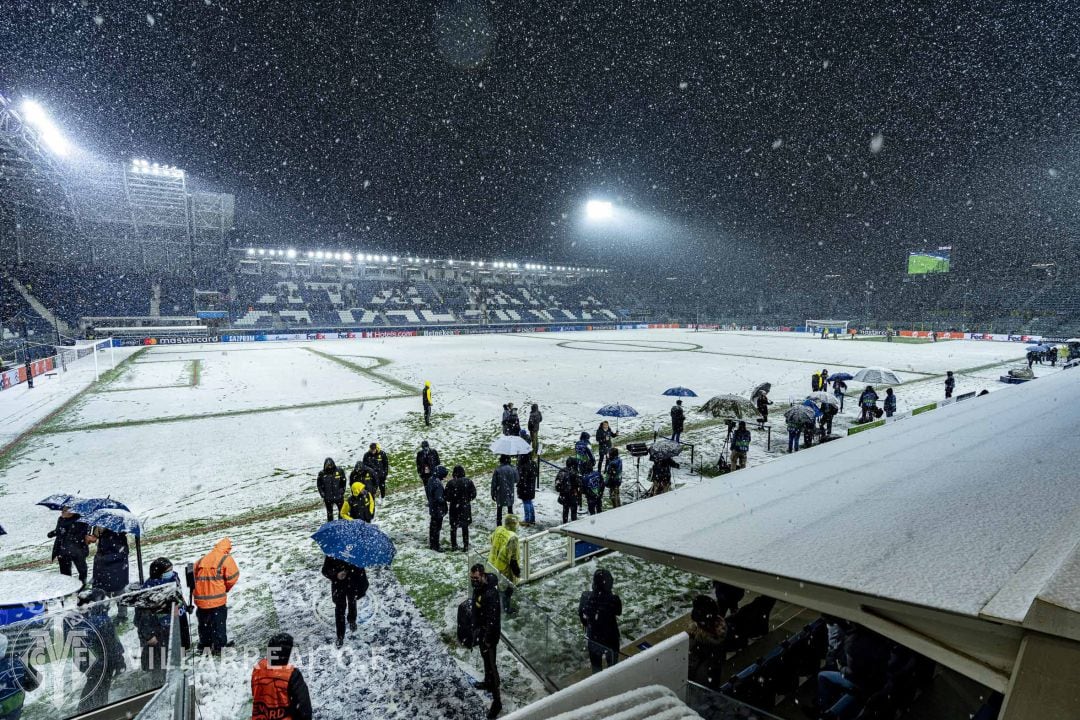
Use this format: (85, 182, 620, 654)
(340, 480, 375, 522)
(193, 538, 239, 654)
(422, 381, 433, 426)
(488, 515, 521, 615)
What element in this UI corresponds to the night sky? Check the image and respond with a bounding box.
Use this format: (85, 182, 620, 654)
(2, 0, 1077, 276)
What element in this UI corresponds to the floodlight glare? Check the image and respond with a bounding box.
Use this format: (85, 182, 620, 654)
(381, 255, 389, 262)
(246, 248, 254, 255)
(21, 100, 71, 156)
(287, 249, 297, 259)
(343, 252, 352, 262)
(391, 255, 398, 262)
(585, 200, 614, 221)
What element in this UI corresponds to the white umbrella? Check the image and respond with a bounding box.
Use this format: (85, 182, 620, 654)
(853, 367, 902, 385)
(807, 391, 839, 407)
(489, 435, 532, 455)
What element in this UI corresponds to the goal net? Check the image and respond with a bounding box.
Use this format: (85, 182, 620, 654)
(805, 319, 850, 337)
(55, 338, 116, 379)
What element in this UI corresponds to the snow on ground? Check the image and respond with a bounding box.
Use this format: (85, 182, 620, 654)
(0, 345, 140, 448)
(0, 329, 1035, 717)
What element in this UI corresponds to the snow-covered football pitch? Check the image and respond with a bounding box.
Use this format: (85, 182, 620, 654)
(0, 329, 1035, 717)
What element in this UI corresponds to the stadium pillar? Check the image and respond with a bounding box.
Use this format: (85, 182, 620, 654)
(999, 631, 1080, 719)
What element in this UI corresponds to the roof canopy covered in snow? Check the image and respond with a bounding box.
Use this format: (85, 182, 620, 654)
(561, 369, 1080, 697)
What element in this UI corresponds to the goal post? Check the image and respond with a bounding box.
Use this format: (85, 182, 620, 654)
(805, 319, 850, 338)
(55, 338, 116, 380)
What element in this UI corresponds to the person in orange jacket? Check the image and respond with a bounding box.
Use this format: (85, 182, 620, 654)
(251, 632, 312, 720)
(193, 537, 239, 654)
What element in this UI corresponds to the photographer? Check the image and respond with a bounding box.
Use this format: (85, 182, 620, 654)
(730, 421, 751, 471)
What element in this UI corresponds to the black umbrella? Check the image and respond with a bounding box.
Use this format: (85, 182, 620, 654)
(750, 382, 772, 400)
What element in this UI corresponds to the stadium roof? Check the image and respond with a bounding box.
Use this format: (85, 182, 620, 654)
(561, 369, 1080, 715)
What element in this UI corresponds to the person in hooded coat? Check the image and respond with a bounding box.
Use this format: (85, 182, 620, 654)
(133, 557, 182, 685)
(421, 381, 433, 425)
(426, 466, 449, 552)
(858, 386, 879, 423)
(555, 458, 581, 523)
(578, 568, 622, 673)
(832, 377, 848, 411)
(527, 404, 542, 454)
(321, 554, 369, 647)
(605, 449, 623, 508)
(70, 589, 125, 714)
(444, 466, 476, 552)
(884, 388, 897, 417)
(193, 538, 239, 654)
(490, 455, 518, 528)
(755, 391, 772, 426)
(507, 405, 521, 437)
(469, 564, 502, 719)
(574, 432, 596, 474)
(415, 441, 440, 489)
(340, 478, 375, 522)
(88, 527, 130, 620)
(516, 454, 537, 526)
(48, 508, 90, 587)
(316, 458, 346, 523)
(361, 442, 390, 498)
(688, 595, 727, 690)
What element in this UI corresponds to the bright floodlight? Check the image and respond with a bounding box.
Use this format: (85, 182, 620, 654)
(21, 100, 71, 156)
(585, 199, 614, 221)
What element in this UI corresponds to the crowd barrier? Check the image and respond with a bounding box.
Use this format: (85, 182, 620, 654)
(111, 322, 658, 347)
(101, 321, 1071, 349)
(0, 356, 55, 389)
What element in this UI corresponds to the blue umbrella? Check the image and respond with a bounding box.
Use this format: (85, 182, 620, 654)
(37, 494, 85, 511)
(0, 524, 6, 536)
(82, 508, 143, 537)
(66, 497, 130, 515)
(1027, 345, 1050, 353)
(662, 387, 698, 397)
(312, 520, 396, 568)
(829, 372, 854, 382)
(84, 508, 145, 583)
(597, 404, 638, 418)
(597, 403, 638, 431)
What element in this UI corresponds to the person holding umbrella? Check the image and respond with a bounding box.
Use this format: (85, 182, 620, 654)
(48, 506, 90, 588)
(670, 400, 686, 444)
(753, 386, 772, 427)
(321, 553, 369, 647)
(312, 520, 394, 646)
(87, 526, 130, 621)
(595, 421, 618, 475)
(832, 376, 849, 411)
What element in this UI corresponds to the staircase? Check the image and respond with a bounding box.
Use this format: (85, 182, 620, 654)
(150, 280, 161, 318)
(6, 275, 70, 336)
